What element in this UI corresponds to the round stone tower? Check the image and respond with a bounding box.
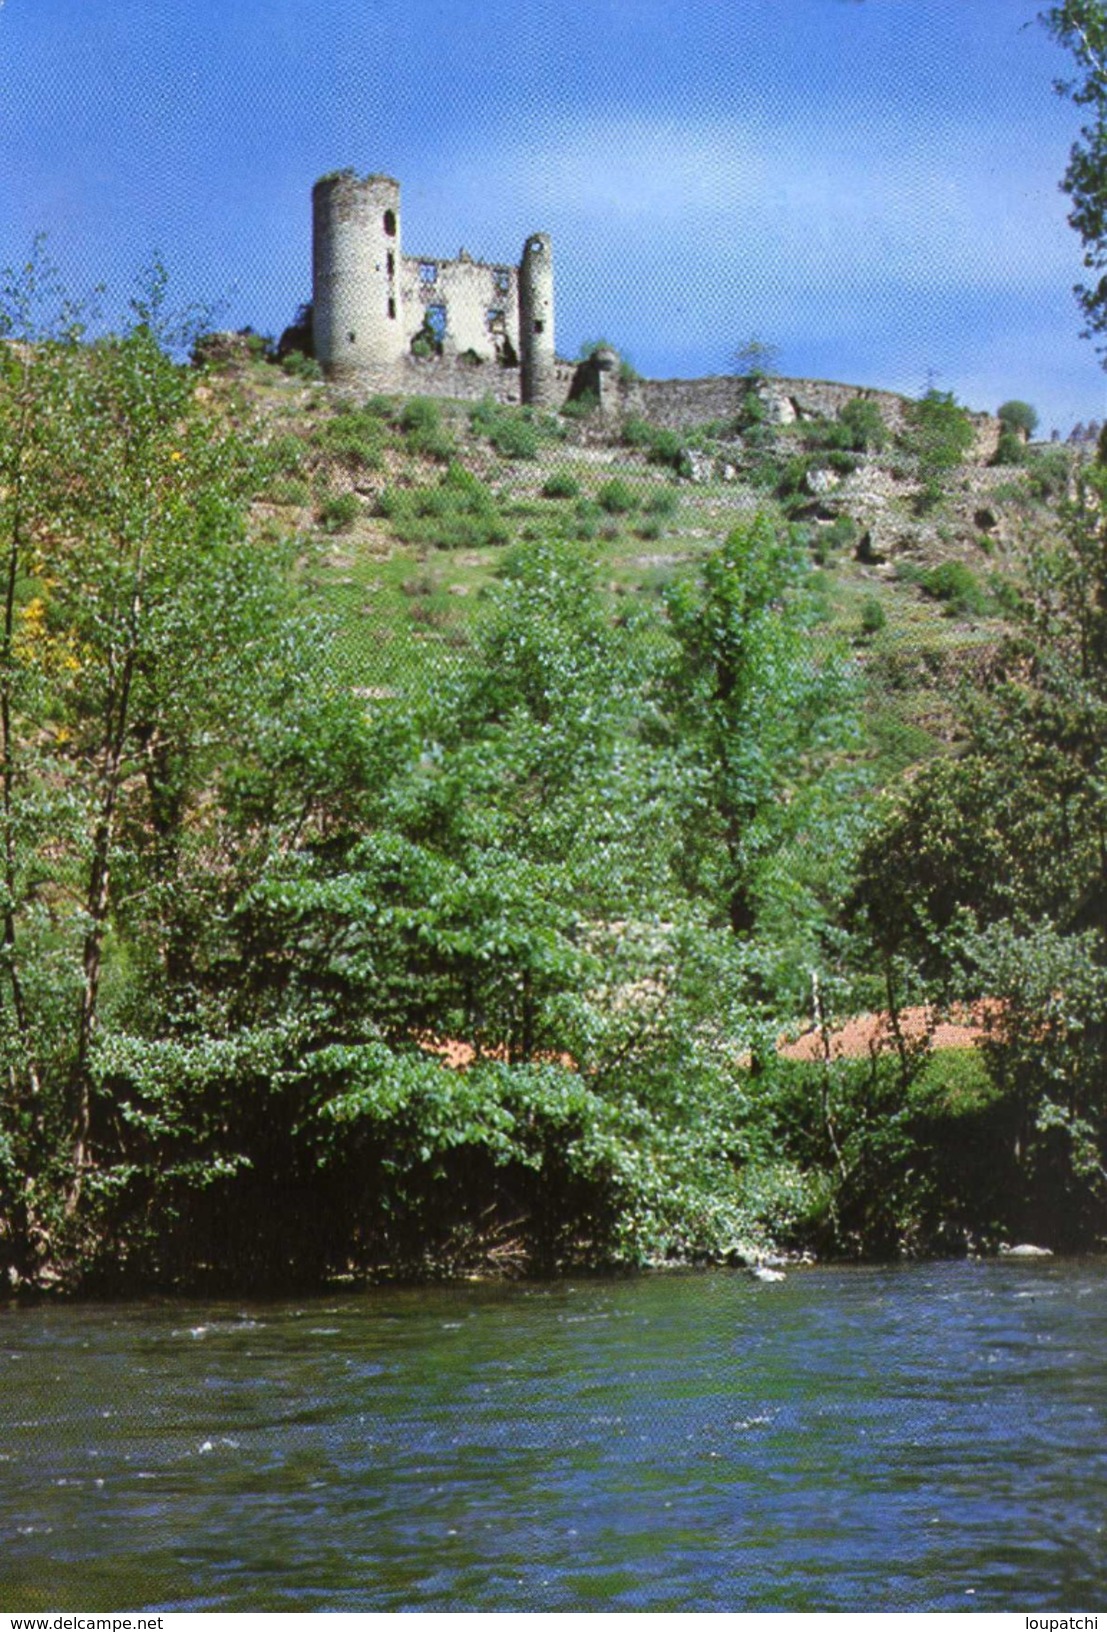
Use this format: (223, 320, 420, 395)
(519, 232, 555, 406)
(312, 171, 404, 379)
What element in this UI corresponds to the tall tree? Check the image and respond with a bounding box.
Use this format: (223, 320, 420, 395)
(660, 517, 854, 945)
(1043, 2, 1107, 355)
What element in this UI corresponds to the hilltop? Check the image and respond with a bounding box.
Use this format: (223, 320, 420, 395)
(209, 337, 1077, 790)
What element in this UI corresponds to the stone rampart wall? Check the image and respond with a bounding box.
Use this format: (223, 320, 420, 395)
(319, 352, 1001, 462)
(615, 374, 999, 462)
(333, 355, 578, 407)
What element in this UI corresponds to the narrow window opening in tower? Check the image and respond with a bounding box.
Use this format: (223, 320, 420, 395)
(348, 331, 356, 344)
(493, 268, 510, 294)
(383, 210, 397, 237)
(388, 298, 396, 320)
(419, 262, 437, 285)
(534, 320, 545, 334)
(387, 252, 395, 277)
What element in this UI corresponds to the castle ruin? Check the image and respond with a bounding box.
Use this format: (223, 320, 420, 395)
(308, 168, 1000, 459)
(311, 171, 562, 407)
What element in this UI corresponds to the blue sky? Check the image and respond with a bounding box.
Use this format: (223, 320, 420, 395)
(0, 0, 1103, 433)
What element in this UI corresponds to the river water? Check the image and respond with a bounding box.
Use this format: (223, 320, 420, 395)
(2, 1259, 1104, 1612)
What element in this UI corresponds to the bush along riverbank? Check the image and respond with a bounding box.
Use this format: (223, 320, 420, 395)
(2, 264, 1107, 1294)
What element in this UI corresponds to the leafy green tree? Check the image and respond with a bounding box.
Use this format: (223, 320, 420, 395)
(992, 428, 1029, 466)
(0, 256, 314, 1280)
(732, 337, 780, 381)
(180, 542, 769, 1279)
(660, 516, 856, 947)
(904, 389, 976, 508)
(850, 464, 1107, 1242)
(1042, 2, 1107, 355)
(997, 398, 1040, 437)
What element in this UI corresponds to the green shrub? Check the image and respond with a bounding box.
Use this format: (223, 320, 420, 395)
(280, 350, 323, 382)
(314, 409, 387, 472)
(620, 417, 685, 472)
(905, 392, 975, 510)
(492, 416, 540, 460)
(991, 428, 1027, 467)
(572, 498, 602, 540)
(746, 451, 787, 492)
(838, 397, 888, 453)
(1025, 446, 1073, 500)
(622, 415, 655, 449)
(377, 466, 509, 549)
(775, 456, 810, 499)
(919, 560, 987, 617)
(646, 430, 687, 472)
(468, 394, 500, 437)
(735, 388, 768, 431)
(800, 416, 853, 453)
(742, 420, 776, 449)
(643, 487, 678, 517)
(400, 398, 442, 435)
(319, 491, 361, 532)
(399, 398, 455, 459)
(825, 515, 858, 553)
(859, 595, 886, 636)
(596, 478, 638, 514)
(541, 471, 581, 500)
(764, 1049, 1007, 1257)
(469, 395, 542, 459)
(561, 390, 599, 420)
(440, 459, 493, 501)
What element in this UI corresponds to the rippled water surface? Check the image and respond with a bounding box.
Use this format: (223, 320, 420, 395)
(2, 1260, 1105, 1610)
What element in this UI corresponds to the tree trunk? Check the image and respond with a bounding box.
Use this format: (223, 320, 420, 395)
(66, 638, 138, 1213)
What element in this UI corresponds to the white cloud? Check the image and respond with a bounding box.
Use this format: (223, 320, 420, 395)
(427, 109, 1081, 302)
(396, 107, 1104, 429)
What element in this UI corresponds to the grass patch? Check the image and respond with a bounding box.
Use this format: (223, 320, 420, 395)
(377, 463, 510, 549)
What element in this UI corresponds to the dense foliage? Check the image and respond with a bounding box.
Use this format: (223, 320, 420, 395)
(0, 267, 867, 1291)
(850, 468, 1107, 1246)
(1044, 1, 1107, 356)
(3, 249, 1106, 1294)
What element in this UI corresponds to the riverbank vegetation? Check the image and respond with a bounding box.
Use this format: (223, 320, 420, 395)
(1, 251, 1105, 1294)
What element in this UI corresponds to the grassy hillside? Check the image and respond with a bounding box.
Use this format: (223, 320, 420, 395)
(225, 351, 1076, 789)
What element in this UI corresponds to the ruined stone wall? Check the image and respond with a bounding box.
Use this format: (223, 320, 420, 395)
(395, 354, 523, 403)
(612, 374, 1000, 462)
(347, 355, 577, 406)
(401, 252, 519, 363)
(620, 373, 909, 430)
